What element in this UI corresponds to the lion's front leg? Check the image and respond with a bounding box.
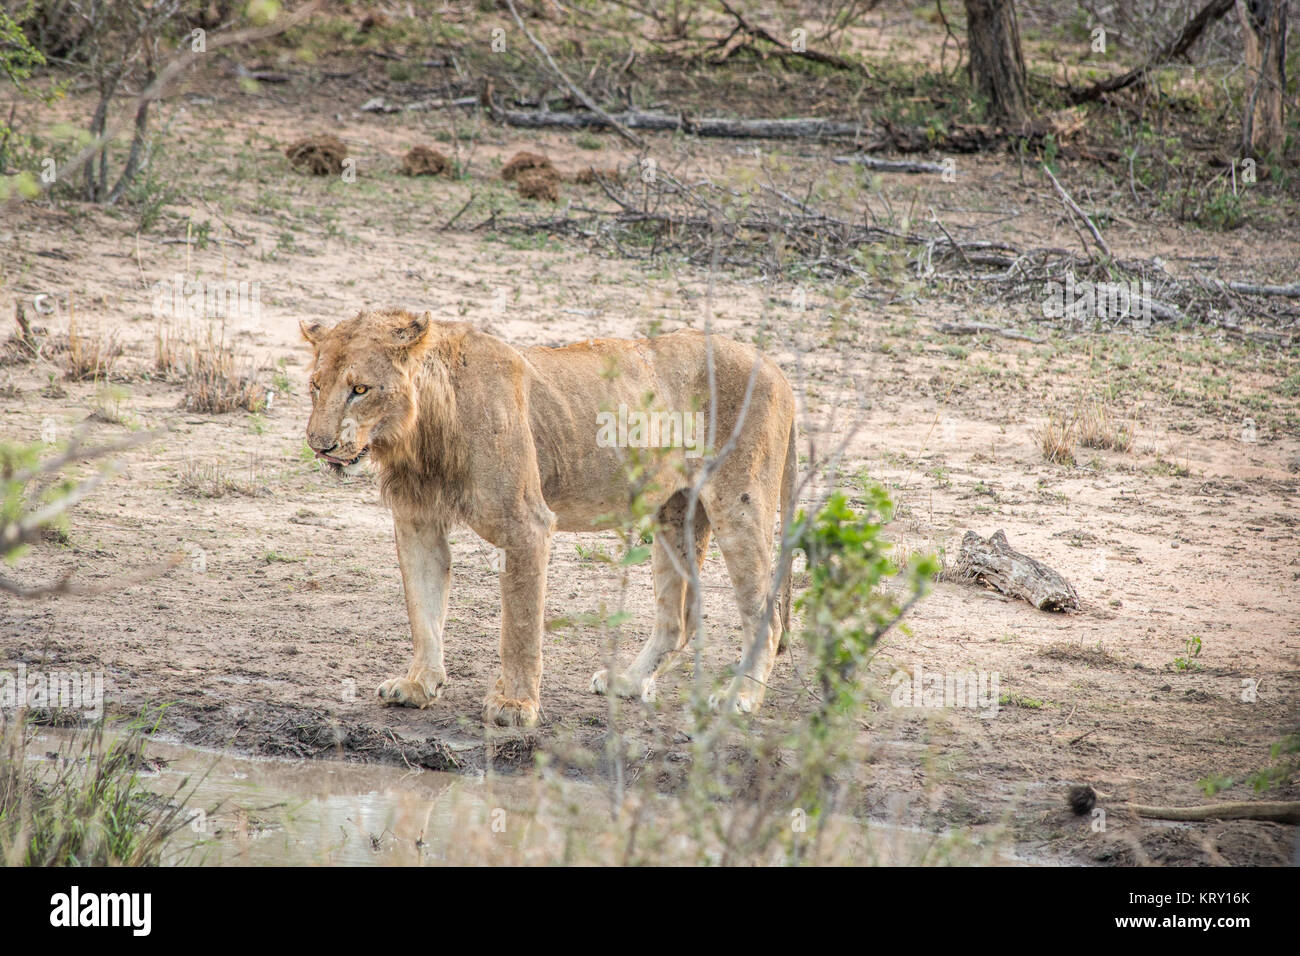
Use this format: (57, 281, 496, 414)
(379, 518, 451, 709)
(482, 522, 551, 727)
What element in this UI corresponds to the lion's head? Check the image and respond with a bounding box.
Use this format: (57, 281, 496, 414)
(300, 309, 434, 476)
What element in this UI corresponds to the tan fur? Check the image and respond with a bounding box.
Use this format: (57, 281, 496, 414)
(302, 309, 797, 726)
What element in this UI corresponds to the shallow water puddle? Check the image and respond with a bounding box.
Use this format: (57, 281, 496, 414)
(30, 729, 1033, 865)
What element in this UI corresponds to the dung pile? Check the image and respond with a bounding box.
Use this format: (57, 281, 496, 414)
(573, 165, 622, 184)
(401, 145, 451, 177)
(516, 167, 559, 201)
(285, 135, 347, 176)
(500, 150, 554, 181)
(502, 151, 559, 202)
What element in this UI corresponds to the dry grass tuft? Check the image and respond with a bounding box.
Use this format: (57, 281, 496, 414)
(1038, 641, 1122, 668)
(1076, 400, 1134, 453)
(182, 340, 266, 413)
(1033, 408, 1077, 465)
(155, 321, 266, 413)
(2, 306, 43, 366)
(63, 314, 121, 382)
(177, 459, 265, 498)
(154, 320, 186, 377)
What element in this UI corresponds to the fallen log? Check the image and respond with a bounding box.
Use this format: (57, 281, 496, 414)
(956, 530, 1079, 612)
(487, 105, 867, 140)
(1196, 277, 1300, 298)
(1128, 801, 1300, 824)
(833, 154, 948, 174)
(934, 322, 1045, 343)
(1068, 785, 1300, 824)
(360, 95, 477, 113)
(482, 103, 1060, 149)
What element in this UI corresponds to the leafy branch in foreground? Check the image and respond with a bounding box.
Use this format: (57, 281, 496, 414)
(794, 485, 939, 731)
(671, 483, 939, 865)
(1, 427, 179, 597)
(1200, 730, 1300, 797)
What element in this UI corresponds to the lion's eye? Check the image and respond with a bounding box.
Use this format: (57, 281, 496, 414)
(352, 384, 368, 395)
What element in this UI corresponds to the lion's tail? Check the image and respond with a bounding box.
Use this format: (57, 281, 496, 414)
(776, 419, 796, 652)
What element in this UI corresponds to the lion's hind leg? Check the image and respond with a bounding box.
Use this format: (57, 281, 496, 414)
(590, 491, 711, 702)
(702, 484, 783, 715)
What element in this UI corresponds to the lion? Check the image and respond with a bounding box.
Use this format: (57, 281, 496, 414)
(301, 309, 796, 727)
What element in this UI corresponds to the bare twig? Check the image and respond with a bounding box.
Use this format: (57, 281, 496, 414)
(3, 1, 322, 212)
(714, 0, 870, 76)
(1066, 0, 1237, 104)
(502, 0, 648, 150)
(1041, 163, 1112, 260)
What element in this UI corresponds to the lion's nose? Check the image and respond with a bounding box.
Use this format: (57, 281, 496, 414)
(307, 434, 337, 453)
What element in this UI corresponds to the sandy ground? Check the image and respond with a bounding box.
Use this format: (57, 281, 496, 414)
(2, 62, 1298, 866)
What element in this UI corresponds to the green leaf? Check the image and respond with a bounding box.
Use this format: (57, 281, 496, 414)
(620, 545, 651, 566)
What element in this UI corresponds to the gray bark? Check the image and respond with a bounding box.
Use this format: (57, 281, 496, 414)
(956, 530, 1079, 612)
(963, 0, 1029, 125)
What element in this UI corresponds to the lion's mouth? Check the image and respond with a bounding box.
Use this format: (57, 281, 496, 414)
(316, 446, 369, 471)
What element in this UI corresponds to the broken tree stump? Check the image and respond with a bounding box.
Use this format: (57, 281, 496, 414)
(956, 530, 1079, 612)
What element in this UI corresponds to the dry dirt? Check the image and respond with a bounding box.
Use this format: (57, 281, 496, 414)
(2, 53, 1298, 866)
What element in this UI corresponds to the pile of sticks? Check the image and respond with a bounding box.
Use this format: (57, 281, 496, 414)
(475, 161, 1296, 345)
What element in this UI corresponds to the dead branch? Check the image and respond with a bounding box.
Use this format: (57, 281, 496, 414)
(934, 322, 1045, 343)
(1196, 278, 1300, 298)
(0, 554, 183, 599)
(360, 95, 478, 114)
(956, 530, 1079, 612)
(502, 0, 647, 150)
(1127, 801, 1300, 824)
(712, 0, 869, 76)
(1041, 163, 1112, 260)
(485, 103, 866, 140)
(2, 427, 177, 598)
(833, 155, 948, 174)
(1067, 0, 1237, 104)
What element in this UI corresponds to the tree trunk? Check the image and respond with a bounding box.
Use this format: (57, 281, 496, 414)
(963, 0, 1030, 126)
(1238, 0, 1289, 157)
(107, 69, 155, 206)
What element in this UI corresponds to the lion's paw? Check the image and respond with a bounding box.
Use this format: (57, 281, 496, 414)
(589, 669, 656, 702)
(707, 683, 761, 715)
(376, 668, 446, 709)
(482, 693, 540, 728)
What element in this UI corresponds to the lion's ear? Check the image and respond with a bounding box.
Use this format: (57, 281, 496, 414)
(300, 320, 326, 346)
(390, 311, 432, 352)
